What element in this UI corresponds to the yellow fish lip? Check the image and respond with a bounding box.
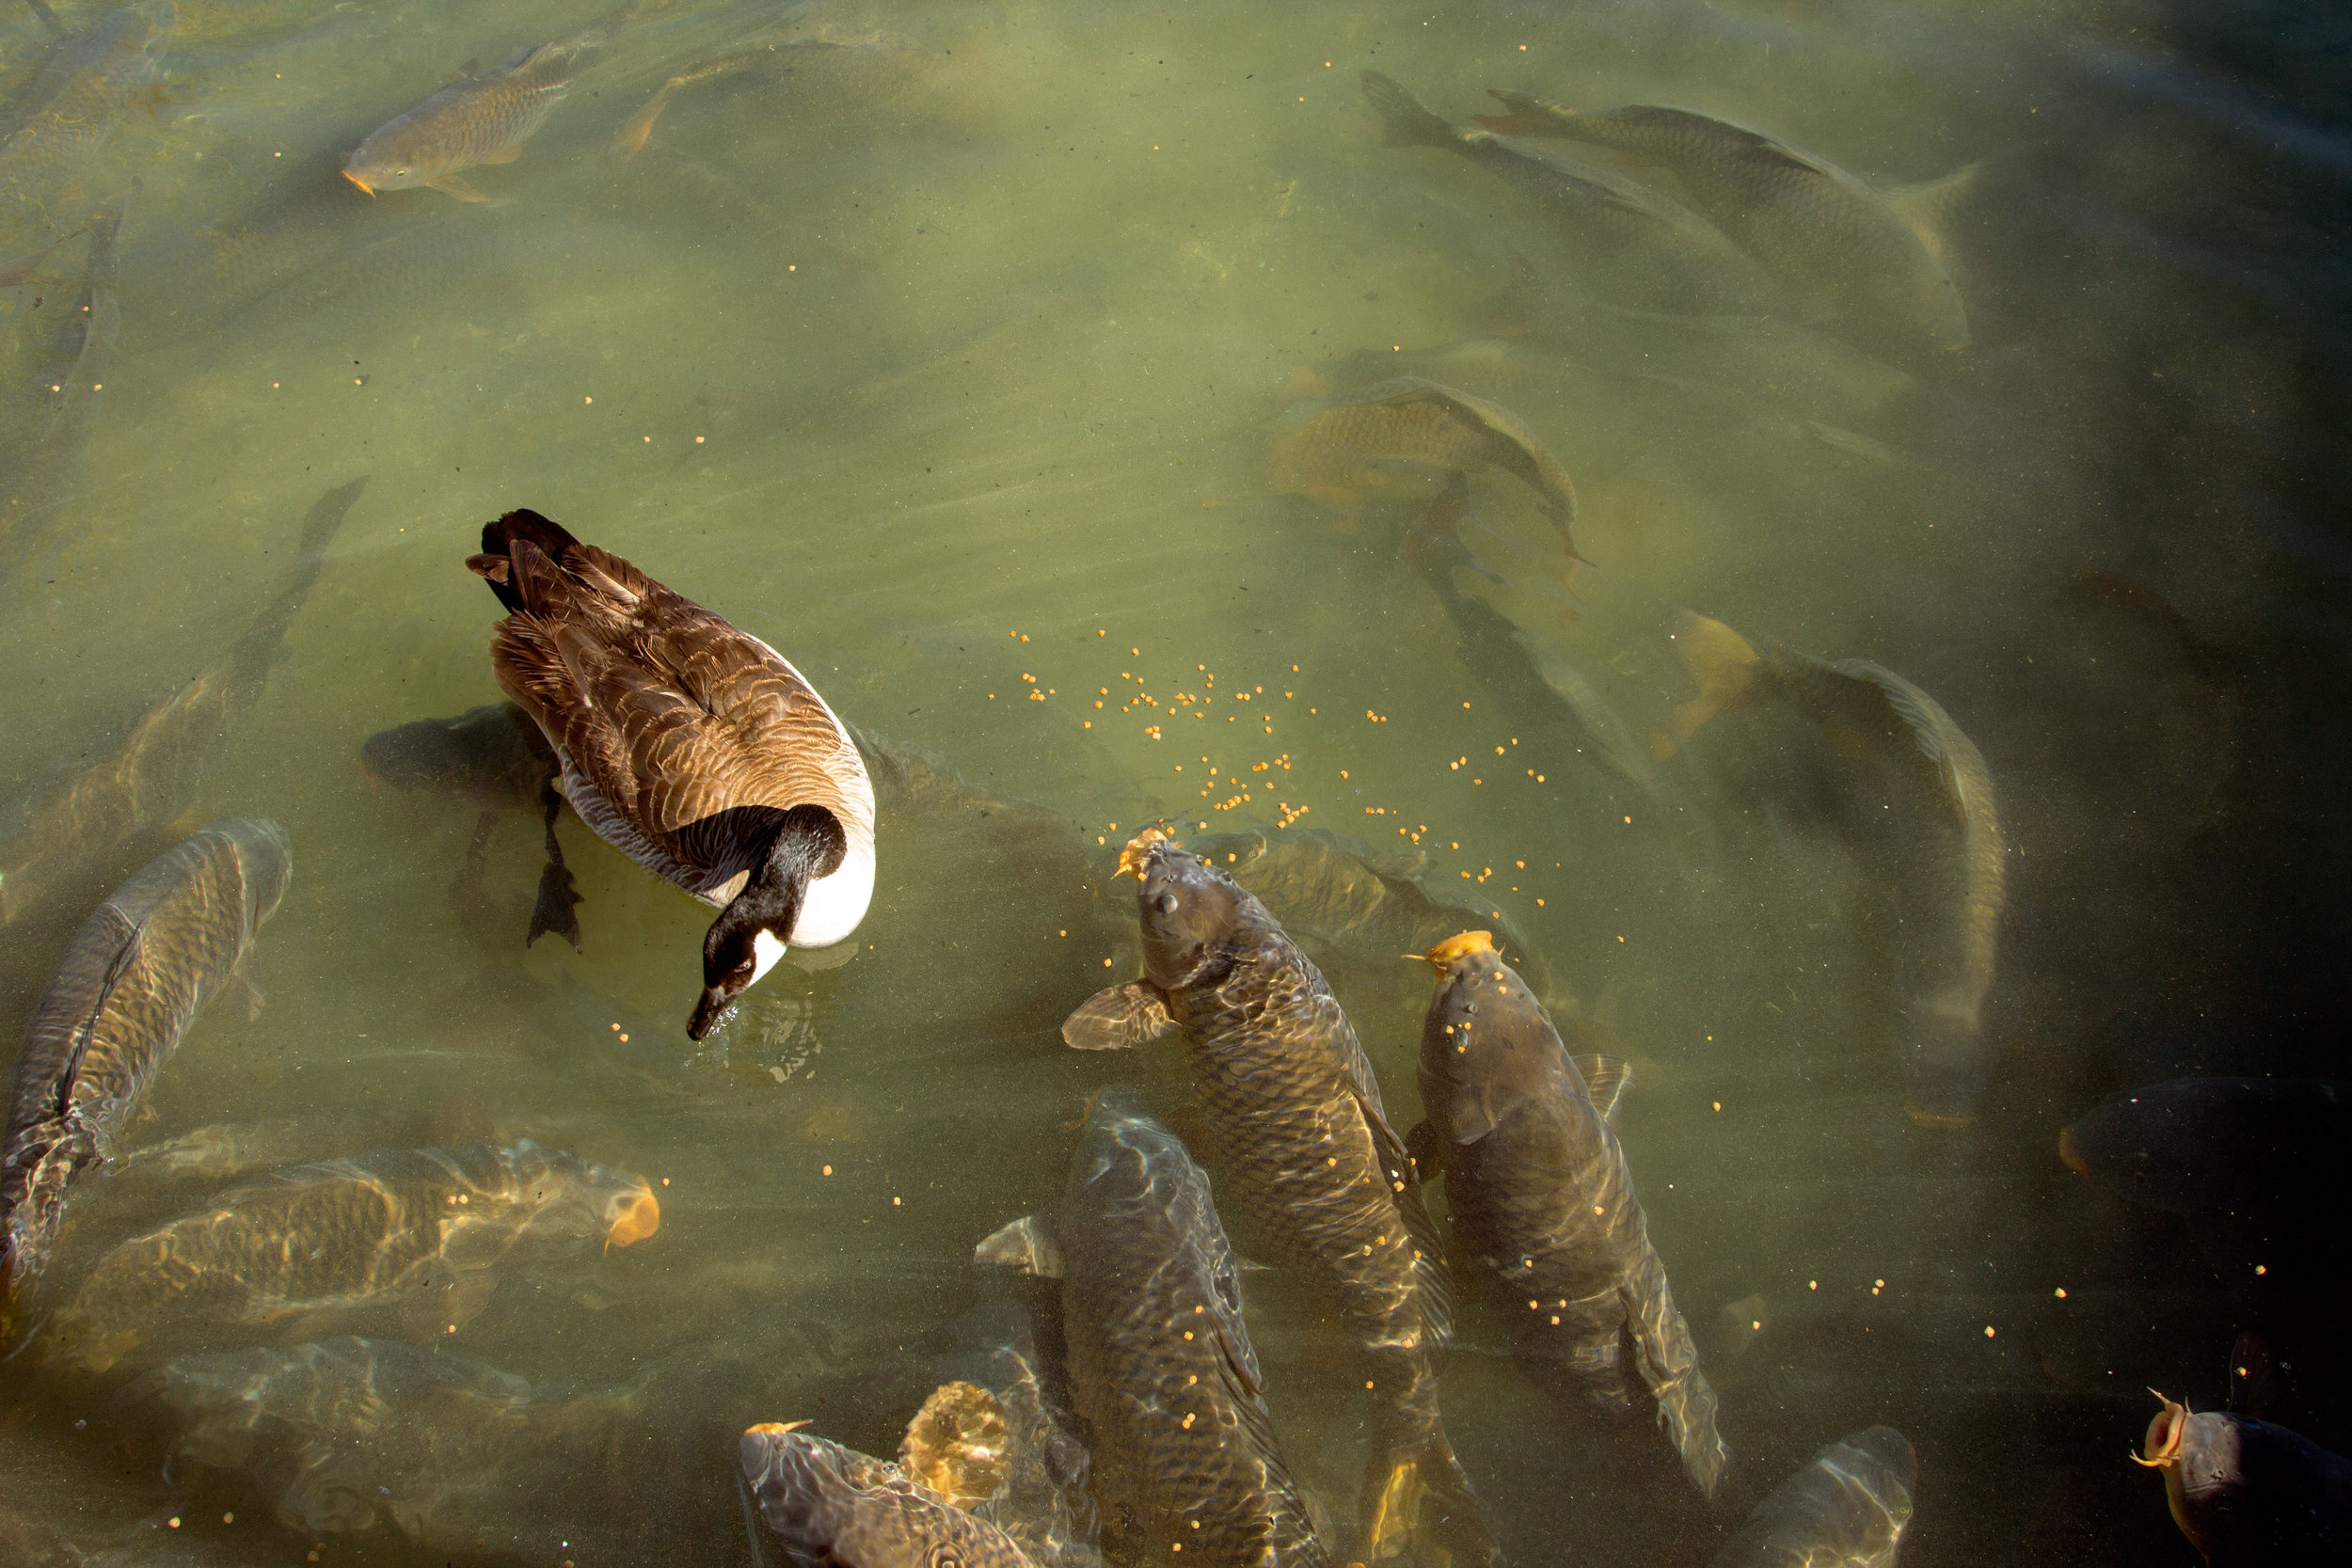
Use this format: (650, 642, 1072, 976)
(605, 1189, 660, 1247)
(341, 168, 376, 197)
(1116, 827, 1176, 879)
(1417, 929, 1495, 973)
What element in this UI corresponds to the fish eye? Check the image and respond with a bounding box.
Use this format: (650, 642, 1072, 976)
(1156, 893, 1179, 915)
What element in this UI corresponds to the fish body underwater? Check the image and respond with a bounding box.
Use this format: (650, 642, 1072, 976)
(0, 4, 168, 250)
(361, 702, 558, 812)
(1412, 930, 1727, 1497)
(739, 1418, 1041, 1568)
(1473, 93, 1971, 351)
(0, 818, 290, 1339)
(2058, 1077, 2352, 1226)
(977, 1099, 1327, 1568)
(1064, 833, 1491, 1565)
(0, 478, 359, 945)
(1709, 1427, 1915, 1567)
(1268, 374, 1581, 561)
(1674, 616, 2007, 1123)
(1359, 71, 1784, 318)
(124, 1335, 664, 1556)
(40, 1138, 659, 1372)
(343, 34, 603, 199)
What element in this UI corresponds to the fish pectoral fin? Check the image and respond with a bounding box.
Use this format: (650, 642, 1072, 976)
(399, 1261, 499, 1340)
(478, 144, 525, 166)
(1886, 161, 1984, 261)
(1405, 1117, 1445, 1181)
(429, 174, 496, 203)
(972, 1215, 1063, 1278)
(1571, 1055, 1633, 1122)
(1059, 983, 1175, 1050)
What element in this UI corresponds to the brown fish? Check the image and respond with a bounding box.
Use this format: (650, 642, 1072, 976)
(2137, 1354, 2352, 1568)
(741, 1416, 1041, 1568)
(361, 703, 579, 947)
(1472, 94, 1972, 350)
(1359, 71, 1785, 318)
(0, 478, 359, 945)
(1673, 614, 2008, 1124)
(1064, 835, 1492, 1565)
(0, 5, 169, 250)
(0, 820, 291, 1340)
(1412, 931, 1727, 1496)
(343, 36, 602, 200)
(1271, 375, 1581, 561)
(1711, 1427, 1914, 1567)
(40, 1139, 659, 1372)
(126, 1336, 661, 1557)
(977, 1099, 1328, 1568)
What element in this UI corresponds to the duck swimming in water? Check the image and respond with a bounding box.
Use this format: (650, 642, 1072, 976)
(466, 510, 875, 1039)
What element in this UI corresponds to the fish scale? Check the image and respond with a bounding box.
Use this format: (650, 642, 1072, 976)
(1414, 934, 1727, 1497)
(1066, 840, 1492, 1564)
(0, 819, 290, 1339)
(342, 37, 601, 198)
(40, 1141, 659, 1373)
(1052, 1104, 1326, 1568)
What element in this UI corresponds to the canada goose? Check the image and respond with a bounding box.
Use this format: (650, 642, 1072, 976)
(466, 510, 875, 1039)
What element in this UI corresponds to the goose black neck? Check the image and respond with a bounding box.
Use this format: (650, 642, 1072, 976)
(734, 804, 849, 925)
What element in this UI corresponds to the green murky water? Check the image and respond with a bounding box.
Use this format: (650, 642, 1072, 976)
(4, 0, 2349, 1562)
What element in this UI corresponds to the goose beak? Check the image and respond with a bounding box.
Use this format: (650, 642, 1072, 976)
(688, 986, 736, 1041)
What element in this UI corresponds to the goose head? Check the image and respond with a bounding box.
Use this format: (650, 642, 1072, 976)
(690, 805, 847, 1040)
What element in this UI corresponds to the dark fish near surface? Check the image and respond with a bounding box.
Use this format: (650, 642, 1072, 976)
(2058, 1078, 2352, 1268)
(0, 228, 73, 287)
(41, 1138, 659, 1373)
(0, 478, 360, 942)
(1411, 931, 1726, 1496)
(1473, 93, 1973, 351)
(123, 1336, 660, 1554)
(0, 201, 120, 585)
(740, 1418, 1040, 1568)
(362, 702, 579, 948)
(615, 25, 889, 157)
(976, 1100, 1327, 1568)
(2138, 1342, 2352, 1566)
(1184, 824, 1552, 997)
(1064, 833, 1491, 1565)
(0, 819, 290, 1340)
(1674, 614, 2007, 1123)
(1710, 1427, 1914, 1567)
(1359, 72, 1784, 318)
(1270, 375, 1581, 562)
(343, 35, 603, 200)
(0, 4, 167, 250)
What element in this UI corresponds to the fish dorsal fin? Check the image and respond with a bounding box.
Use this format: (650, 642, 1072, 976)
(1886, 162, 1983, 262)
(973, 1215, 1063, 1278)
(53, 908, 146, 1117)
(1572, 1055, 1632, 1122)
(2228, 1331, 2277, 1419)
(1789, 655, 1983, 829)
(1060, 983, 1175, 1051)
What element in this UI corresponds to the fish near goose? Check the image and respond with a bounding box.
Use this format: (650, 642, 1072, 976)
(466, 509, 875, 1040)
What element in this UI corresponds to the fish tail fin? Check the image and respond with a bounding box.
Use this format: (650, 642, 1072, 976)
(1360, 1426, 1498, 1567)
(1470, 88, 1565, 138)
(614, 79, 680, 158)
(1621, 1250, 1731, 1498)
(1666, 607, 1761, 737)
(1359, 71, 1462, 150)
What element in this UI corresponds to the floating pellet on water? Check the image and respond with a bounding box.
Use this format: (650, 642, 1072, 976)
(618, 1033, 628, 1042)
(2054, 1287, 2068, 1298)
(1713, 1101, 1722, 1111)
(2256, 1264, 2267, 1275)
(1808, 1280, 1818, 1290)
(892, 1196, 901, 1207)
(224, 1513, 234, 1524)
(583, 396, 593, 404)
(1984, 1325, 1996, 1338)
(822, 1165, 833, 1176)
(167, 1519, 180, 1529)
(1104, 958, 1114, 967)
(611, 1022, 620, 1032)
(695, 436, 705, 443)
